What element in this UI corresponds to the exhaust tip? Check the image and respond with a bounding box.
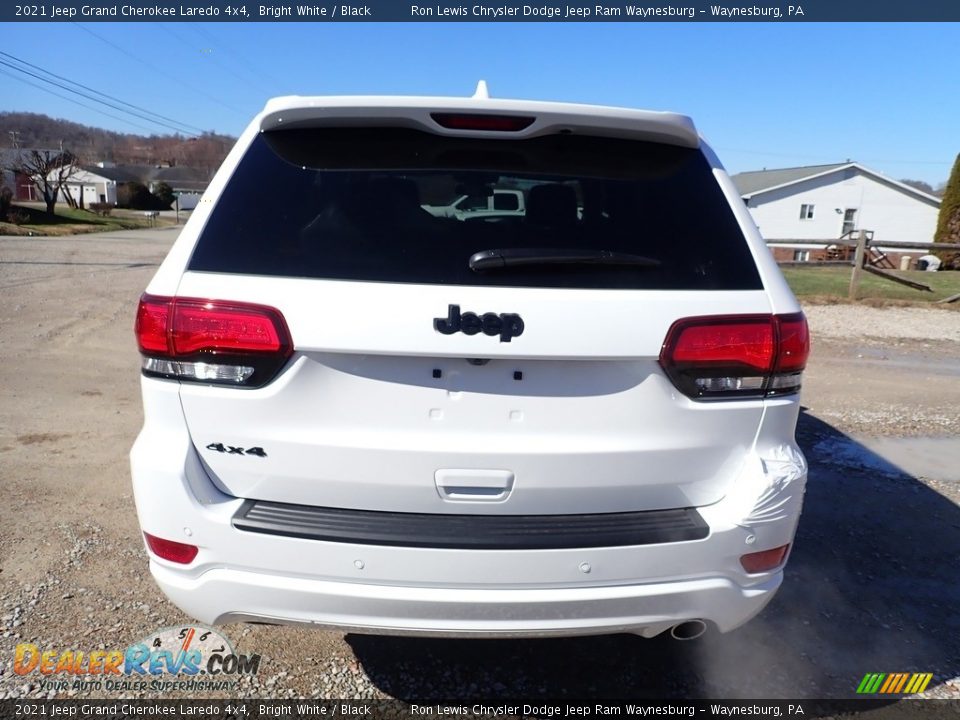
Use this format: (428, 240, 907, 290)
(670, 620, 707, 641)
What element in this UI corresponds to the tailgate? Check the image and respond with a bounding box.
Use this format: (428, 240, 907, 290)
(177, 275, 771, 514)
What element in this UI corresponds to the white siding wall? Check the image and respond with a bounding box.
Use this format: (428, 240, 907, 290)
(56, 168, 117, 205)
(103, 181, 117, 205)
(175, 192, 202, 211)
(746, 169, 939, 243)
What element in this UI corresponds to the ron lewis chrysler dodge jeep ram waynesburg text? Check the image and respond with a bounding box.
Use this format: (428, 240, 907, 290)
(131, 85, 810, 640)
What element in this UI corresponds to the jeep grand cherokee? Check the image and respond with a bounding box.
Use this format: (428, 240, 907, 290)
(131, 87, 809, 639)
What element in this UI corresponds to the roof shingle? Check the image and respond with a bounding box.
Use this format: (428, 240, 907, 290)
(730, 163, 850, 196)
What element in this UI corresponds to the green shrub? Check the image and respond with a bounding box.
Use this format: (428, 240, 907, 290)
(117, 181, 171, 211)
(152, 182, 175, 209)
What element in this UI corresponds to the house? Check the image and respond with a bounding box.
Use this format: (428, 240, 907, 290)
(57, 167, 118, 207)
(0, 148, 65, 201)
(142, 165, 210, 210)
(731, 162, 941, 266)
(90, 162, 211, 210)
(2, 151, 212, 210)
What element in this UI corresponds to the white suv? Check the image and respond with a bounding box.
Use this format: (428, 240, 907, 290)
(131, 88, 809, 640)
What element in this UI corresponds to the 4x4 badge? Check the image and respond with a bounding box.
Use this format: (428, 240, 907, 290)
(206, 443, 267, 458)
(434, 304, 524, 343)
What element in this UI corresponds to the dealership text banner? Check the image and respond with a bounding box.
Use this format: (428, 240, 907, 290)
(4, 0, 959, 21)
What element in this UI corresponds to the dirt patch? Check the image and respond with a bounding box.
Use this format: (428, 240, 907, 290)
(804, 303, 960, 341)
(15, 432, 71, 445)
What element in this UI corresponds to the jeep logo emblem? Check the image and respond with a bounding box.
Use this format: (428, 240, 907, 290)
(434, 304, 524, 343)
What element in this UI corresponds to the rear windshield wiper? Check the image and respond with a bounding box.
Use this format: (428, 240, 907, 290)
(469, 248, 661, 272)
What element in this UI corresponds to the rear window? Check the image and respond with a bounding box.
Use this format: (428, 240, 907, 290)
(493, 192, 520, 211)
(188, 128, 762, 290)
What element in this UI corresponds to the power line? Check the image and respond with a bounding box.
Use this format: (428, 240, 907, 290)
(189, 24, 290, 93)
(0, 67, 160, 135)
(0, 49, 206, 134)
(157, 23, 272, 98)
(73, 23, 246, 116)
(0, 57, 199, 136)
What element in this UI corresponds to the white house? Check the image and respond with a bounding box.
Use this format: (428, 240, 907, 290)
(54, 167, 118, 207)
(731, 162, 941, 264)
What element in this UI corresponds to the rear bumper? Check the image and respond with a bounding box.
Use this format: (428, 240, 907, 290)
(152, 562, 781, 637)
(131, 380, 806, 638)
(232, 499, 709, 549)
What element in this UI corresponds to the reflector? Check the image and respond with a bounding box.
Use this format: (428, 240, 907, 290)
(740, 544, 790, 573)
(144, 532, 198, 564)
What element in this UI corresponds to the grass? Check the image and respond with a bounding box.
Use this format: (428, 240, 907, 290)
(0, 203, 175, 236)
(782, 265, 960, 304)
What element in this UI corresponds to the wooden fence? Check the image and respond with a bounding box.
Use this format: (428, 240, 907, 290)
(766, 232, 960, 302)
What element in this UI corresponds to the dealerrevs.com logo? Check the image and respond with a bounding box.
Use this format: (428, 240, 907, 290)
(13, 625, 260, 693)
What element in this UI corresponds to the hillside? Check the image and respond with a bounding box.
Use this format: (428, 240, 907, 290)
(0, 111, 235, 173)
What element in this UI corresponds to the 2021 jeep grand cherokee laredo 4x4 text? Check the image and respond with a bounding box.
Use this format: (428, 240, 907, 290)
(131, 88, 809, 639)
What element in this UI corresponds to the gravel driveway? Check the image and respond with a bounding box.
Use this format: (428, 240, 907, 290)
(1, 230, 958, 703)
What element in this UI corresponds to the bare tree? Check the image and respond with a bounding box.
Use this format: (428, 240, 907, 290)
(899, 179, 936, 195)
(7, 148, 78, 215)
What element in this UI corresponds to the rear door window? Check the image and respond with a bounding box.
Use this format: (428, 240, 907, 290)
(188, 128, 761, 290)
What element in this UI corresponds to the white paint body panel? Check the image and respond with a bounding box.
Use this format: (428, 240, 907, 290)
(131, 380, 803, 635)
(131, 94, 808, 637)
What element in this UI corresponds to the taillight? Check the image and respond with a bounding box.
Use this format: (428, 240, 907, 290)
(740, 543, 791, 574)
(135, 296, 169, 354)
(431, 113, 535, 132)
(659, 313, 809, 400)
(144, 532, 198, 565)
(135, 294, 292, 388)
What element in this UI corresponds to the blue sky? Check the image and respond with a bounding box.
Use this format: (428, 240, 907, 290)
(1, 22, 956, 186)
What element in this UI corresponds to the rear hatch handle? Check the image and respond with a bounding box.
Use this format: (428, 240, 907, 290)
(435, 469, 515, 502)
